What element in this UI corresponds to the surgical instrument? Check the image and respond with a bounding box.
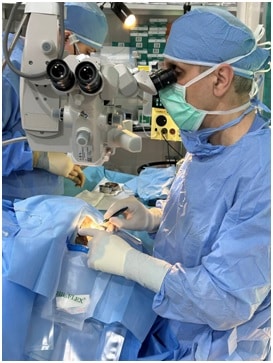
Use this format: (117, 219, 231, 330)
(103, 206, 129, 223)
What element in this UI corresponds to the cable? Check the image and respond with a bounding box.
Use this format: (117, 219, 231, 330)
(140, 111, 151, 138)
(2, 12, 29, 71)
(2, 136, 28, 147)
(3, 2, 65, 80)
(161, 131, 184, 158)
(165, 133, 171, 163)
(137, 161, 176, 175)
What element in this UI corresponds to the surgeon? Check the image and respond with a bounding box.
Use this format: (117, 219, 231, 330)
(79, 7, 271, 361)
(2, 2, 108, 201)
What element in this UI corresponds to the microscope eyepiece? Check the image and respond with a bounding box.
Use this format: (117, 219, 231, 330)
(150, 68, 177, 92)
(75, 61, 103, 95)
(47, 59, 75, 92)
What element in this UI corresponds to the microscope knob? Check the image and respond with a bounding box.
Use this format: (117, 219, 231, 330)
(76, 130, 90, 146)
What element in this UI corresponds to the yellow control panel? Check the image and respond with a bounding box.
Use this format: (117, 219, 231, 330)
(151, 107, 181, 142)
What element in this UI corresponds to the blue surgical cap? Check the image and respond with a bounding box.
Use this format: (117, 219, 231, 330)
(64, 2, 108, 49)
(164, 7, 270, 78)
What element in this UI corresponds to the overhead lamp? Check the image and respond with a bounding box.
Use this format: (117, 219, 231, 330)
(110, 2, 136, 28)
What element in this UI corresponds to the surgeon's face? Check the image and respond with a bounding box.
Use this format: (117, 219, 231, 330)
(164, 59, 215, 111)
(81, 43, 96, 54)
(73, 42, 96, 55)
(64, 30, 97, 55)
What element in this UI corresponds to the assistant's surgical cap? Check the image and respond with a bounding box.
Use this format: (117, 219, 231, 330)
(164, 7, 270, 78)
(64, 2, 108, 49)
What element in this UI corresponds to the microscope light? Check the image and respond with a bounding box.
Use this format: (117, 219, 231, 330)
(110, 2, 136, 28)
(124, 13, 136, 27)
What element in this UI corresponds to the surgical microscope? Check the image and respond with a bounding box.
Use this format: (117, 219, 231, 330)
(3, 2, 177, 166)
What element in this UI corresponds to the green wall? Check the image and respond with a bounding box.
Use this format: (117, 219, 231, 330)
(263, 2, 271, 110)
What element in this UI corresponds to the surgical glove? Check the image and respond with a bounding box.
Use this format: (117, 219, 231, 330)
(104, 196, 162, 232)
(33, 151, 85, 187)
(78, 228, 171, 293)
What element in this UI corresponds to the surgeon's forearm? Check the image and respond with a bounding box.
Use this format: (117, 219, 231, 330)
(124, 249, 172, 293)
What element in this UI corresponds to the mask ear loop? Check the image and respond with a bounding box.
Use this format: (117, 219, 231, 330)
(249, 74, 271, 114)
(253, 24, 271, 50)
(249, 79, 259, 99)
(256, 62, 271, 74)
(69, 33, 80, 54)
(184, 63, 220, 88)
(257, 41, 271, 49)
(254, 24, 265, 42)
(245, 26, 271, 113)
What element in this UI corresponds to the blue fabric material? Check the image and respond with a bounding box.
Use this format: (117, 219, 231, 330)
(24, 302, 129, 361)
(2, 34, 32, 172)
(124, 166, 176, 202)
(2, 196, 157, 360)
(2, 278, 36, 361)
(2, 200, 36, 361)
(64, 2, 108, 49)
(23, 247, 155, 359)
(2, 168, 64, 202)
(64, 166, 135, 197)
(147, 112, 271, 360)
(2, 33, 63, 201)
(164, 7, 270, 78)
(6, 195, 91, 298)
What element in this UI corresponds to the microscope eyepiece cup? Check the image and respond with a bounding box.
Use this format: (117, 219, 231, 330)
(75, 61, 103, 95)
(150, 68, 177, 92)
(47, 59, 75, 92)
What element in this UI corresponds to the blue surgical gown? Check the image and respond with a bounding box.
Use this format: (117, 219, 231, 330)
(142, 113, 271, 360)
(2, 33, 63, 201)
(2, 196, 156, 360)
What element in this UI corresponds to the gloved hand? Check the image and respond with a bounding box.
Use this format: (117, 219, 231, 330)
(33, 151, 85, 187)
(78, 228, 172, 293)
(104, 196, 162, 232)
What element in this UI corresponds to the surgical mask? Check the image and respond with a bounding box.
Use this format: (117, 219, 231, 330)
(159, 65, 251, 131)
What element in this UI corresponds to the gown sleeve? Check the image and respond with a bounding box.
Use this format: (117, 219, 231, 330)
(2, 66, 33, 176)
